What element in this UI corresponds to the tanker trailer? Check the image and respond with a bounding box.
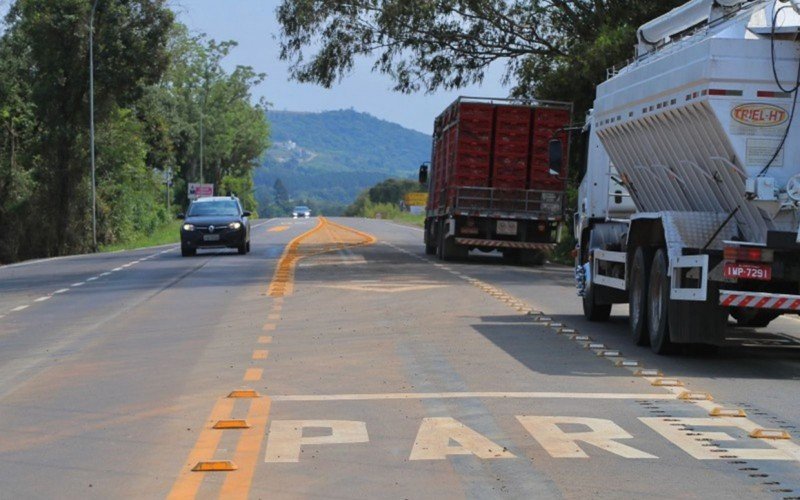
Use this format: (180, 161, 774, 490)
(563, 0, 800, 353)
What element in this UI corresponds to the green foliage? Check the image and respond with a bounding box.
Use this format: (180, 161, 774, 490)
(0, 2, 269, 263)
(345, 177, 424, 216)
(276, 0, 685, 115)
(96, 108, 168, 245)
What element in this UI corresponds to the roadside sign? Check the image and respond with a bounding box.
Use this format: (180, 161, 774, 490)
(404, 192, 428, 207)
(188, 183, 214, 200)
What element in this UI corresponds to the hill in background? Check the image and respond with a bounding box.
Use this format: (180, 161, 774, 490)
(255, 109, 431, 213)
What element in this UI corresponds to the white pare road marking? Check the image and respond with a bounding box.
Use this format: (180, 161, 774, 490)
(409, 417, 515, 460)
(54, 288, 69, 294)
(517, 416, 657, 459)
(11, 305, 29, 312)
(270, 392, 676, 402)
(264, 420, 369, 463)
(34, 296, 51, 303)
(641, 418, 800, 461)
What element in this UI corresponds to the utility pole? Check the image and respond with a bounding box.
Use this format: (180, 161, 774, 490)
(89, 0, 100, 251)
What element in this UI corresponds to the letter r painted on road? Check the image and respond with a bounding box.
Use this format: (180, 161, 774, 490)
(517, 416, 657, 459)
(640, 418, 800, 461)
(409, 417, 516, 460)
(264, 420, 369, 463)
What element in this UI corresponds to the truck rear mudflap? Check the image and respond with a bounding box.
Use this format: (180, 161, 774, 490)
(720, 290, 800, 311)
(455, 238, 555, 250)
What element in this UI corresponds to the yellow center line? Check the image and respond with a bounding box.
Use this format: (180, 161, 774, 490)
(219, 397, 272, 498)
(168, 218, 378, 499)
(166, 398, 236, 499)
(243, 368, 263, 381)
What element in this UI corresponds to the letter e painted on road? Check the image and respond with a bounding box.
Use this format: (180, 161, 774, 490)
(409, 417, 516, 460)
(517, 416, 657, 459)
(264, 420, 369, 463)
(640, 417, 799, 461)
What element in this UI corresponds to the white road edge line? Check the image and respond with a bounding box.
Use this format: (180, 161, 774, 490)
(10, 305, 29, 312)
(54, 288, 69, 294)
(71, 282, 85, 287)
(86, 277, 98, 281)
(34, 296, 51, 302)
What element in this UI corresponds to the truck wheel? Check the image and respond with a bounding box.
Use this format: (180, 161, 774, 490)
(647, 249, 675, 354)
(425, 244, 436, 255)
(583, 283, 612, 321)
(628, 247, 651, 346)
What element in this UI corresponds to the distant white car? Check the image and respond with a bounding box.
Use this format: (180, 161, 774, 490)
(292, 206, 311, 219)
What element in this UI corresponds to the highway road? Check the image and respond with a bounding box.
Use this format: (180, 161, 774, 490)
(0, 217, 798, 499)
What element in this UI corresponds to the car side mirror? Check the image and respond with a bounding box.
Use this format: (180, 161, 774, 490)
(548, 139, 563, 176)
(418, 164, 428, 184)
(177, 213, 185, 220)
(242, 211, 251, 217)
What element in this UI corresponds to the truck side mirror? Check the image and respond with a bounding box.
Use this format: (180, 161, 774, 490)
(548, 139, 563, 176)
(418, 164, 429, 184)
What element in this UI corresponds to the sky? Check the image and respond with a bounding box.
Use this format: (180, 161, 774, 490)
(172, 0, 509, 134)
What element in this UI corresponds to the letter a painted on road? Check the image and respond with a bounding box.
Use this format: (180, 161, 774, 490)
(409, 417, 516, 460)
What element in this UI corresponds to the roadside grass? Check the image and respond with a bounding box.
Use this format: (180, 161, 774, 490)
(392, 212, 425, 227)
(99, 220, 182, 253)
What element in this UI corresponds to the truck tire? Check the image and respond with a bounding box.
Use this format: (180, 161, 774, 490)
(628, 247, 651, 346)
(502, 249, 521, 264)
(647, 249, 676, 354)
(583, 283, 612, 321)
(425, 243, 436, 255)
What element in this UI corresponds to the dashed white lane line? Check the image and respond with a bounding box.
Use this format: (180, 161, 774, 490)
(2, 250, 171, 317)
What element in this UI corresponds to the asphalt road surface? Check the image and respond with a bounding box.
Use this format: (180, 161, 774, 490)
(1, 217, 799, 499)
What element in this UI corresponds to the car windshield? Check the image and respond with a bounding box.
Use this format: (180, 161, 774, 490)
(294, 206, 309, 212)
(188, 200, 240, 217)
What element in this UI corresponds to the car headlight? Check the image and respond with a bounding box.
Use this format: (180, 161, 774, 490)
(182, 223, 195, 231)
(229, 222, 242, 230)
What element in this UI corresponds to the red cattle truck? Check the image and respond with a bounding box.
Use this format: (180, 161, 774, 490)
(419, 97, 572, 263)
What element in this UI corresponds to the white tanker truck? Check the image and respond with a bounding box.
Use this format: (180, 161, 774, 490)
(562, 0, 800, 353)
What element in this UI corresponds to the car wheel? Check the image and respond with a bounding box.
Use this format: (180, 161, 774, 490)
(246, 241, 251, 253)
(181, 245, 195, 257)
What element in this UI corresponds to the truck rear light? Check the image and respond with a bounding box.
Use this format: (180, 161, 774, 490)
(723, 246, 774, 263)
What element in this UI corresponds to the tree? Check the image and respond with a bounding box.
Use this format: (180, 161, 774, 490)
(0, 0, 173, 258)
(140, 25, 270, 209)
(273, 177, 290, 212)
(276, 1, 684, 111)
